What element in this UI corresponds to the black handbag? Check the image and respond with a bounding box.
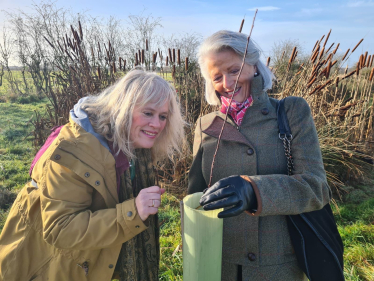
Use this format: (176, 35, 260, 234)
(276, 98, 345, 281)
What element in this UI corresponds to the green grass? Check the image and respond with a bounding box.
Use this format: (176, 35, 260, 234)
(0, 70, 37, 99)
(332, 198, 374, 280)
(159, 193, 183, 280)
(0, 100, 48, 231)
(0, 100, 48, 191)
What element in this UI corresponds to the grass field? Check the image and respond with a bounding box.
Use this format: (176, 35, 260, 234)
(333, 198, 374, 280)
(0, 98, 373, 280)
(0, 101, 46, 191)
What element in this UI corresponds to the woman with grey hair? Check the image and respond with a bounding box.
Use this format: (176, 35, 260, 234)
(188, 30, 331, 280)
(0, 68, 185, 281)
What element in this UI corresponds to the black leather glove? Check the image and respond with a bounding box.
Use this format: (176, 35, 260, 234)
(199, 175, 257, 218)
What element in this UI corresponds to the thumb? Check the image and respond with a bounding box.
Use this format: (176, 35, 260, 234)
(160, 188, 166, 195)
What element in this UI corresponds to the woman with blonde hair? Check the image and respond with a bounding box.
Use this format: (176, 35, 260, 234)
(0, 68, 185, 281)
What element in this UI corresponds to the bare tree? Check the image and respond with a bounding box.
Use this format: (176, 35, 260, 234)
(0, 26, 24, 96)
(123, 12, 163, 69)
(3, 1, 73, 96)
(162, 32, 202, 62)
(270, 39, 305, 76)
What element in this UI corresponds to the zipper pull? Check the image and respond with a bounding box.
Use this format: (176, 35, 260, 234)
(77, 261, 89, 276)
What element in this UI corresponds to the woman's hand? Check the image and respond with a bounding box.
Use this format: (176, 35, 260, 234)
(135, 186, 165, 221)
(199, 175, 257, 218)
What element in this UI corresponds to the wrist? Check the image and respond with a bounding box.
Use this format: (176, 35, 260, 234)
(240, 176, 257, 211)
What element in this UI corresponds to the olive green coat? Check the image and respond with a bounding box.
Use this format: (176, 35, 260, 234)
(188, 75, 331, 280)
(0, 118, 148, 281)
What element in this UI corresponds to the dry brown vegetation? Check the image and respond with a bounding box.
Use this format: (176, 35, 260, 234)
(1, 6, 373, 200)
(269, 30, 374, 198)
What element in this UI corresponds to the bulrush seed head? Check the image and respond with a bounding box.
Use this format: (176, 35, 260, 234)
(78, 21, 83, 39)
(332, 43, 340, 55)
(239, 19, 245, 33)
(326, 42, 334, 54)
(319, 46, 325, 60)
(367, 55, 371, 68)
(323, 29, 331, 48)
(363, 52, 368, 67)
(342, 49, 350, 61)
(352, 39, 364, 53)
(369, 67, 374, 81)
(319, 34, 325, 45)
(168, 48, 172, 63)
(312, 40, 319, 52)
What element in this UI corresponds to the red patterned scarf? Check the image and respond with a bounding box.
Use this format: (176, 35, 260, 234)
(220, 96, 254, 126)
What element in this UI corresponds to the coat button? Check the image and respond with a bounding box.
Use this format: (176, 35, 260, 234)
(95, 180, 100, 185)
(54, 154, 61, 160)
(127, 211, 133, 217)
(84, 172, 90, 178)
(261, 108, 269, 115)
(248, 253, 256, 261)
(108, 264, 114, 269)
(247, 148, 254, 155)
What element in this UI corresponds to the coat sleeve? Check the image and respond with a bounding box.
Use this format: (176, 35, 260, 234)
(40, 160, 148, 250)
(245, 97, 331, 216)
(188, 117, 208, 194)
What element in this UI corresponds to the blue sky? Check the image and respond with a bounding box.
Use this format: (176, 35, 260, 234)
(0, 0, 373, 66)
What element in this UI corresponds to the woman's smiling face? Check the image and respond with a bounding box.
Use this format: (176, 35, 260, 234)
(130, 100, 169, 149)
(205, 50, 256, 103)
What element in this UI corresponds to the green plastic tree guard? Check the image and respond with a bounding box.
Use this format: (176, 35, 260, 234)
(183, 192, 223, 281)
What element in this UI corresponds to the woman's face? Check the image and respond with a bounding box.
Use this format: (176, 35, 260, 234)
(130, 100, 169, 149)
(205, 50, 256, 103)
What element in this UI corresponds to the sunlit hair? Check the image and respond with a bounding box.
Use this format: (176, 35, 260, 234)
(80, 68, 185, 162)
(198, 30, 274, 105)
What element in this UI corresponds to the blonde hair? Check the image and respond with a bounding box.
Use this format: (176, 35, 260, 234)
(198, 30, 274, 105)
(81, 68, 185, 162)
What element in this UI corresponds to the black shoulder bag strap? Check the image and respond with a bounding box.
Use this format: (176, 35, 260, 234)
(276, 98, 345, 281)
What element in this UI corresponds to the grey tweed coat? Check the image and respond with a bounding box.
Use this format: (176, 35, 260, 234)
(188, 75, 331, 281)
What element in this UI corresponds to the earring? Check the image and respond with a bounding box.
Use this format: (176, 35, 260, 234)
(254, 72, 258, 77)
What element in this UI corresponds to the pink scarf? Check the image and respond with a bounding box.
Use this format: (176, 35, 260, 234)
(220, 96, 253, 126)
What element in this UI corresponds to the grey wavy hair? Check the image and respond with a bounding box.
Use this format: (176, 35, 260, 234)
(80, 68, 185, 162)
(198, 30, 274, 105)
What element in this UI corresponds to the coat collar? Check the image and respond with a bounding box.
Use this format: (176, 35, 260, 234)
(249, 74, 267, 106)
(202, 116, 251, 146)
